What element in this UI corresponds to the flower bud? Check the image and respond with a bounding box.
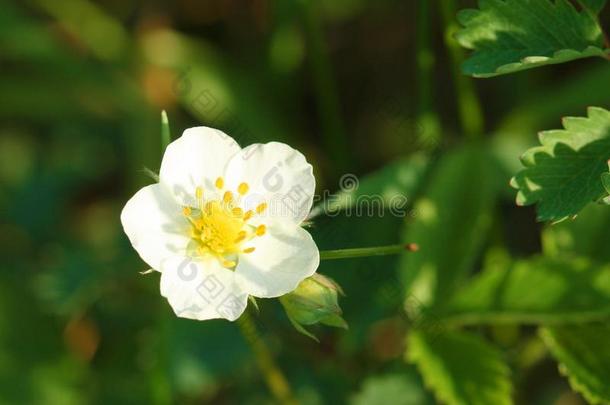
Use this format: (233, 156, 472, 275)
(280, 273, 347, 340)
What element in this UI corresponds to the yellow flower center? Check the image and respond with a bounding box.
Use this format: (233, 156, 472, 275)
(182, 177, 267, 269)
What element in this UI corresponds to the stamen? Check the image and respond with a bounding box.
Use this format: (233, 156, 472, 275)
(223, 191, 234, 204)
(234, 230, 247, 243)
(243, 247, 256, 253)
(243, 210, 253, 221)
(195, 187, 203, 200)
(215, 177, 224, 189)
(238, 182, 249, 195)
(182, 207, 192, 216)
(232, 207, 243, 217)
(256, 202, 268, 214)
(255, 224, 266, 236)
(222, 259, 236, 268)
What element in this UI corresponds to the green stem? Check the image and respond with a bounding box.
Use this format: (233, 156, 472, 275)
(320, 243, 419, 261)
(438, 0, 485, 139)
(301, 0, 351, 173)
(237, 312, 298, 405)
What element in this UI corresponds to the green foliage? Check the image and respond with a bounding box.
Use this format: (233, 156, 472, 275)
(400, 145, 500, 308)
(314, 153, 429, 216)
(441, 255, 610, 324)
(456, 0, 608, 77)
(511, 107, 610, 222)
(542, 325, 610, 404)
(543, 203, 610, 262)
(407, 330, 512, 405)
(4, 0, 610, 402)
(350, 372, 432, 405)
(578, 0, 608, 14)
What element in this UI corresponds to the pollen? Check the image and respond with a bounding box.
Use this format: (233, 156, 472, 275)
(215, 177, 224, 189)
(238, 182, 249, 195)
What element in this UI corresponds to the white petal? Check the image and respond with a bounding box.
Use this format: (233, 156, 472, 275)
(224, 142, 315, 224)
(160, 126, 241, 205)
(120, 184, 190, 271)
(235, 220, 319, 298)
(160, 256, 248, 321)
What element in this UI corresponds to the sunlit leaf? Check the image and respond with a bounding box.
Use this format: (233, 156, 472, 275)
(542, 325, 610, 404)
(511, 107, 610, 222)
(456, 0, 608, 77)
(407, 330, 512, 405)
(400, 145, 500, 309)
(350, 372, 433, 405)
(440, 256, 610, 325)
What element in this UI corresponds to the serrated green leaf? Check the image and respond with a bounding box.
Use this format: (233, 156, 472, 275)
(400, 145, 500, 309)
(440, 256, 610, 325)
(456, 0, 608, 77)
(578, 0, 608, 14)
(541, 325, 610, 404)
(511, 107, 610, 222)
(407, 330, 512, 405)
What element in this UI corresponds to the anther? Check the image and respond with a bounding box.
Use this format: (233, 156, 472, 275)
(243, 247, 256, 253)
(243, 210, 253, 221)
(232, 207, 243, 217)
(182, 207, 192, 216)
(238, 182, 249, 195)
(223, 260, 236, 268)
(223, 191, 233, 203)
(195, 187, 203, 200)
(234, 230, 247, 243)
(256, 202, 268, 214)
(255, 224, 266, 236)
(215, 177, 224, 189)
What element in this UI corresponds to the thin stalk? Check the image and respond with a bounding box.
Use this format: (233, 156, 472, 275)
(320, 243, 419, 261)
(301, 0, 351, 173)
(442, 310, 610, 327)
(438, 0, 485, 139)
(416, 0, 442, 149)
(237, 312, 298, 405)
(161, 110, 171, 151)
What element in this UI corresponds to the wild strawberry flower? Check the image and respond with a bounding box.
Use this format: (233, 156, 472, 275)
(121, 127, 319, 321)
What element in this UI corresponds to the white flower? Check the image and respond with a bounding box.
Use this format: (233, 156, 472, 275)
(121, 127, 319, 321)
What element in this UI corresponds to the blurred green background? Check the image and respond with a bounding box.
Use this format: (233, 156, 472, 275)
(2, 0, 610, 403)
